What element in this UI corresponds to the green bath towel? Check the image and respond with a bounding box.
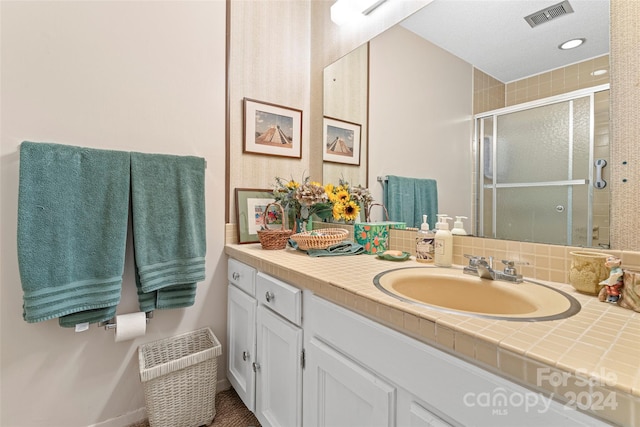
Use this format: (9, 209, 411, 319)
(17, 142, 130, 326)
(130, 152, 206, 311)
(383, 175, 438, 229)
(288, 238, 365, 256)
(306, 240, 365, 257)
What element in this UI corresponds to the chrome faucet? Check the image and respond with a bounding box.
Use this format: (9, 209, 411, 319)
(476, 257, 496, 280)
(463, 255, 526, 283)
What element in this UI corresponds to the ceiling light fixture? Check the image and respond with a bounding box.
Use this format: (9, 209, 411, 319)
(558, 38, 586, 50)
(331, 0, 388, 26)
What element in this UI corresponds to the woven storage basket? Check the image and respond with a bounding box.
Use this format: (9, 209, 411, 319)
(291, 228, 348, 250)
(138, 327, 222, 427)
(257, 202, 293, 250)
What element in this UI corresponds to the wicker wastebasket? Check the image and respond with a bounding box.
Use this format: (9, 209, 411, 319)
(138, 327, 222, 427)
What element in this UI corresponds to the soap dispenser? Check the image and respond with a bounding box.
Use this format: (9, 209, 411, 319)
(451, 216, 468, 236)
(416, 214, 435, 263)
(434, 214, 453, 267)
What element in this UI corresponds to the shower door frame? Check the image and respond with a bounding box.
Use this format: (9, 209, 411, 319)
(474, 83, 609, 246)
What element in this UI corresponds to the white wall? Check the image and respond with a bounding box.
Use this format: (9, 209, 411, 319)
(369, 25, 473, 222)
(0, 1, 227, 426)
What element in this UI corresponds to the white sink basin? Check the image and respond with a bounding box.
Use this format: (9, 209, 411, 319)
(373, 267, 580, 321)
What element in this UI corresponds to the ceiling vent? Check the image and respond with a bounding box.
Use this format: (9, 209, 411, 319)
(524, 0, 574, 28)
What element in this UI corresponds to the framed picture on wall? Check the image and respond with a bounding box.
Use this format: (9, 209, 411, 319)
(235, 188, 280, 244)
(322, 116, 361, 166)
(243, 98, 303, 158)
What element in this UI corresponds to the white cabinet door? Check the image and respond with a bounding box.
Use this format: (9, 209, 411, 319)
(255, 304, 303, 427)
(227, 284, 257, 412)
(303, 337, 396, 427)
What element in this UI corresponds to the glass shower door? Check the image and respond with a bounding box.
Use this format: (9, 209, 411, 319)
(478, 95, 593, 246)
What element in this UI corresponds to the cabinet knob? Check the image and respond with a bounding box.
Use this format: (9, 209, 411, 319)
(242, 350, 249, 361)
(232, 272, 240, 280)
(265, 291, 275, 303)
(252, 362, 261, 372)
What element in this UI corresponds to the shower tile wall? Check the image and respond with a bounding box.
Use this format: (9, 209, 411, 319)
(505, 55, 609, 107)
(473, 54, 609, 115)
(473, 70, 505, 113)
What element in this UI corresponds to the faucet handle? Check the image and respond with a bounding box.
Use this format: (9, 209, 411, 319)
(464, 254, 484, 267)
(501, 260, 529, 275)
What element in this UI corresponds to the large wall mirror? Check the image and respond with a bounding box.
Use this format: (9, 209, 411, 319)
(322, 0, 610, 247)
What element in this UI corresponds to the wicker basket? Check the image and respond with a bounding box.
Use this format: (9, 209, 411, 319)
(291, 228, 349, 251)
(138, 327, 222, 427)
(256, 202, 293, 250)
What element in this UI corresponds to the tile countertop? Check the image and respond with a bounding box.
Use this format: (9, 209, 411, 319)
(225, 243, 640, 426)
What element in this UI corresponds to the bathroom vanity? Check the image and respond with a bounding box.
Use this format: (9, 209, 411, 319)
(225, 243, 638, 426)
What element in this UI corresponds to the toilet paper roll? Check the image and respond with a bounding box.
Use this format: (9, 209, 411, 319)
(114, 312, 147, 342)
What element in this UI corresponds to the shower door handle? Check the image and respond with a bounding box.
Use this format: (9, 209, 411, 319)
(594, 159, 607, 189)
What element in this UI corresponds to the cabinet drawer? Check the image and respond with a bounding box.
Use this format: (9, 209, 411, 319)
(256, 272, 302, 326)
(228, 258, 256, 296)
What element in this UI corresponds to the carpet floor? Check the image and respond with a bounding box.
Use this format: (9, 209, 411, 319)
(128, 387, 260, 427)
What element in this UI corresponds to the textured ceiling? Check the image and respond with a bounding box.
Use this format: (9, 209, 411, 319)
(400, 0, 610, 82)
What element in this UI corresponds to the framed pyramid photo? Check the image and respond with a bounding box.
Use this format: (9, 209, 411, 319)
(243, 98, 302, 159)
(322, 116, 361, 166)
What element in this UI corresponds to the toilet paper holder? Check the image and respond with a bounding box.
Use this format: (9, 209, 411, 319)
(99, 311, 153, 330)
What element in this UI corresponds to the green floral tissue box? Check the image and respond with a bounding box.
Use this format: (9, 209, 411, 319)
(354, 222, 389, 254)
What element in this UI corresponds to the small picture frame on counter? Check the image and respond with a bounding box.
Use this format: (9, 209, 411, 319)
(235, 188, 279, 244)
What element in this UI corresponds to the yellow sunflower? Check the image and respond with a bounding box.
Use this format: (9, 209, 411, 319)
(324, 183, 335, 195)
(335, 189, 350, 203)
(342, 200, 360, 221)
(332, 202, 344, 220)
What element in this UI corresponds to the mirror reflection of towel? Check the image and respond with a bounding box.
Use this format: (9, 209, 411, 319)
(383, 175, 438, 229)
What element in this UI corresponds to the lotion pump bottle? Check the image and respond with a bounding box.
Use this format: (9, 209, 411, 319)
(434, 215, 453, 267)
(451, 216, 468, 236)
(416, 214, 435, 263)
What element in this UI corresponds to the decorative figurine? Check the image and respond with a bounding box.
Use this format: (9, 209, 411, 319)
(599, 256, 624, 303)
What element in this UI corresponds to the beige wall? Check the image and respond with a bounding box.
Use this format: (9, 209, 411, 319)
(227, 0, 311, 221)
(368, 25, 473, 221)
(323, 43, 369, 187)
(0, 2, 226, 426)
(610, 0, 640, 250)
(227, 0, 431, 219)
(309, 0, 433, 186)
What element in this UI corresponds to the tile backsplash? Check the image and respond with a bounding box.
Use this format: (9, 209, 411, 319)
(389, 228, 640, 284)
(226, 222, 640, 286)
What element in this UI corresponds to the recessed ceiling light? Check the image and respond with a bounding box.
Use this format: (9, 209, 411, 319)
(591, 69, 608, 76)
(559, 38, 586, 50)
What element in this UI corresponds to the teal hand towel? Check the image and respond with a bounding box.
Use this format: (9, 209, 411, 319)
(17, 141, 130, 326)
(383, 175, 438, 229)
(306, 240, 365, 257)
(130, 152, 206, 311)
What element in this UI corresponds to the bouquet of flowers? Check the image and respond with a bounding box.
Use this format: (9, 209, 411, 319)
(272, 175, 374, 230)
(325, 178, 373, 222)
(273, 176, 333, 228)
